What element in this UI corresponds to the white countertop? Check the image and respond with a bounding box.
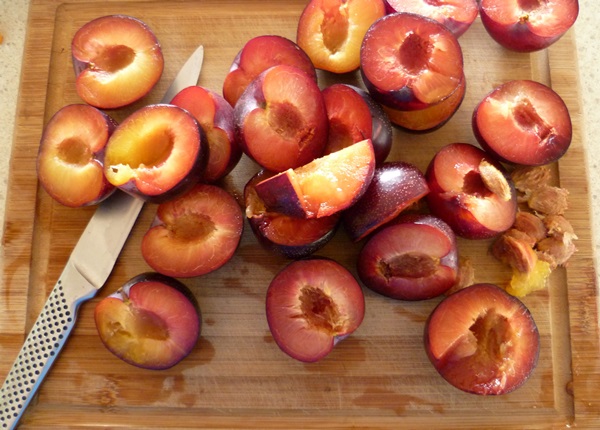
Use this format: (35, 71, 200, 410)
(1, 0, 599, 281)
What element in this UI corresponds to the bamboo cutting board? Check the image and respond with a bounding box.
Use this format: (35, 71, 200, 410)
(1, 1, 599, 428)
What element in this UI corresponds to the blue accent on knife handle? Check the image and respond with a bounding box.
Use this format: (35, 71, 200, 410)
(0, 265, 97, 429)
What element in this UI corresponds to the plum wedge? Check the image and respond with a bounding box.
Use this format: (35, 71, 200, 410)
(171, 85, 242, 182)
(254, 139, 375, 219)
(245, 170, 340, 259)
(322, 83, 392, 165)
(383, 74, 466, 132)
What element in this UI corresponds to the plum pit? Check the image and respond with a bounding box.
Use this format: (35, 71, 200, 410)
(479, 160, 512, 201)
(461, 161, 512, 201)
(58, 137, 92, 166)
(462, 170, 494, 198)
(299, 286, 344, 334)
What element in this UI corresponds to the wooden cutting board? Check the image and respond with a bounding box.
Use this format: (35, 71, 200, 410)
(1, 1, 599, 428)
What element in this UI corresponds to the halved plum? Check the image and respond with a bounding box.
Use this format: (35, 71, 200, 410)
(37, 104, 117, 207)
(297, 0, 386, 73)
(245, 170, 340, 259)
(94, 272, 201, 370)
(472, 79, 572, 166)
(141, 183, 243, 277)
(424, 283, 540, 395)
(426, 143, 517, 239)
(103, 104, 207, 203)
(479, 0, 579, 52)
(254, 139, 375, 218)
(384, 0, 479, 37)
(343, 161, 430, 242)
(223, 35, 317, 107)
(234, 64, 328, 173)
(266, 258, 365, 362)
(360, 12, 464, 111)
(71, 15, 164, 109)
(322, 83, 392, 165)
(357, 214, 458, 300)
(171, 85, 242, 182)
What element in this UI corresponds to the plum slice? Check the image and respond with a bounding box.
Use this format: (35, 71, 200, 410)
(424, 283, 540, 395)
(266, 258, 365, 362)
(95, 272, 201, 370)
(254, 139, 375, 218)
(141, 184, 243, 277)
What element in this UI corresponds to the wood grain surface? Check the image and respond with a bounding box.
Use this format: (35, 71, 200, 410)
(1, 1, 599, 428)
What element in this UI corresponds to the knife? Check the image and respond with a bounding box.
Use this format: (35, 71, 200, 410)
(0, 44, 205, 430)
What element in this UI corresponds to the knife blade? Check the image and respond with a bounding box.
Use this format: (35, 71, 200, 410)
(0, 44, 205, 430)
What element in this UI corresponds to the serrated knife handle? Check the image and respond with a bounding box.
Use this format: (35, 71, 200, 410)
(0, 261, 97, 429)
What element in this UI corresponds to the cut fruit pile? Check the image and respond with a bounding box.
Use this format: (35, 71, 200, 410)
(35, 0, 579, 395)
